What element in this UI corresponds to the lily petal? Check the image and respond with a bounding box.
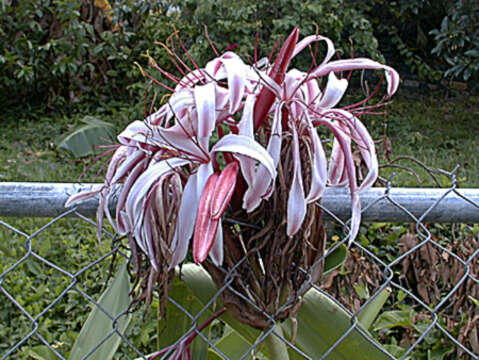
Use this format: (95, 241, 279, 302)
(212, 134, 276, 180)
(292, 34, 335, 67)
(169, 171, 199, 268)
(65, 185, 103, 207)
(221, 53, 246, 113)
(311, 58, 400, 98)
(317, 72, 348, 109)
(208, 220, 224, 266)
(287, 126, 306, 237)
(115, 158, 149, 234)
(211, 161, 239, 220)
(304, 115, 327, 203)
(195, 82, 216, 151)
(243, 102, 283, 211)
(193, 172, 220, 263)
(125, 158, 189, 242)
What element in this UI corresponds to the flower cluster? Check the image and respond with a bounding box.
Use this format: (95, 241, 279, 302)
(67, 28, 399, 277)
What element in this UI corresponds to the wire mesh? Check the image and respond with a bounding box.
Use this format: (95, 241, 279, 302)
(1, 168, 479, 359)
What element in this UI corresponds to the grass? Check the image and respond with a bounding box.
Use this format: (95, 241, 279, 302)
(367, 89, 479, 187)
(0, 101, 159, 359)
(0, 88, 478, 358)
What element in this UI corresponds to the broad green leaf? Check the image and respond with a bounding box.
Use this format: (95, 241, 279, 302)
(373, 310, 414, 331)
(180, 264, 263, 346)
(69, 261, 131, 360)
(28, 346, 58, 360)
(357, 288, 391, 330)
(57, 116, 114, 158)
(157, 278, 209, 360)
(323, 244, 348, 276)
(262, 325, 289, 360)
(282, 288, 388, 360)
(207, 327, 253, 360)
(182, 264, 389, 360)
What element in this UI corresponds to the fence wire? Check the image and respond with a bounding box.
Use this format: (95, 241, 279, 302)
(1, 169, 479, 359)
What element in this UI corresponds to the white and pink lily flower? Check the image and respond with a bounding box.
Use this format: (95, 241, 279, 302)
(66, 27, 399, 273)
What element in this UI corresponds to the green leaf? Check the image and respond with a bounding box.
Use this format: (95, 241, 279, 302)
(373, 310, 413, 331)
(180, 264, 262, 346)
(69, 261, 131, 360)
(28, 345, 58, 360)
(357, 288, 392, 330)
(323, 244, 348, 276)
(381, 344, 406, 358)
(57, 116, 114, 158)
(157, 278, 209, 360)
(354, 283, 370, 300)
(207, 327, 254, 360)
(283, 287, 388, 360)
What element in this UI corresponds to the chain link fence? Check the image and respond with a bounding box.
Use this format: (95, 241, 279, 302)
(1, 169, 479, 359)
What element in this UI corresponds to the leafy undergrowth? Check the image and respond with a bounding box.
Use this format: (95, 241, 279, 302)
(0, 89, 478, 358)
(323, 221, 479, 359)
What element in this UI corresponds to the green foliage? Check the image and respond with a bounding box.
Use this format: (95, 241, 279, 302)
(353, 0, 479, 83)
(56, 116, 115, 158)
(353, 0, 446, 82)
(180, 263, 390, 360)
(69, 261, 131, 360)
(0, 0, 173, 106)
(170, 0, 382, 66)
(430, 0, 479, 82)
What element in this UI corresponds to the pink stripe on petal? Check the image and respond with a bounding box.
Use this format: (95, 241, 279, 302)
(316, 118, 361, 243)
(117, 120, 154, 146)
(211, 161, 239, 220)
(237, 95, 257, 186)
(312, 58, 400, 97)
(110, 149, 145, 184)
(243, 103, 282, 211)
(328, 139, 346, 186)
(125, 158, 189, 232)
(337, 110, 378, 190)
(222, 56, 246, 113)
(349, 193, 361, 246)
(305, 119, 327, 203)
(158, 125, 209, 161)
(115, 158, 149, 234)
(306, 79, 322, 105)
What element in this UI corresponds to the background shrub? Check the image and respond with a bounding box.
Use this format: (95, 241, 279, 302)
(0, 0, 173, 107)
(1, 0, 477, 109)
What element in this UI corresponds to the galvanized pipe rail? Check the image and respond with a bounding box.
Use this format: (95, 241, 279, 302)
(0, 182, 478, 223)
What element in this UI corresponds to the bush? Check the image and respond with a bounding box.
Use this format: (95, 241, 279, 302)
(355, 0, 479, 84)
(430, 0, 479, 82)
(0, 0, 172, 106)
(169, 0, 382, 66)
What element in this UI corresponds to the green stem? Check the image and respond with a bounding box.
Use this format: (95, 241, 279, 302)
(263, 324, 290, 360)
